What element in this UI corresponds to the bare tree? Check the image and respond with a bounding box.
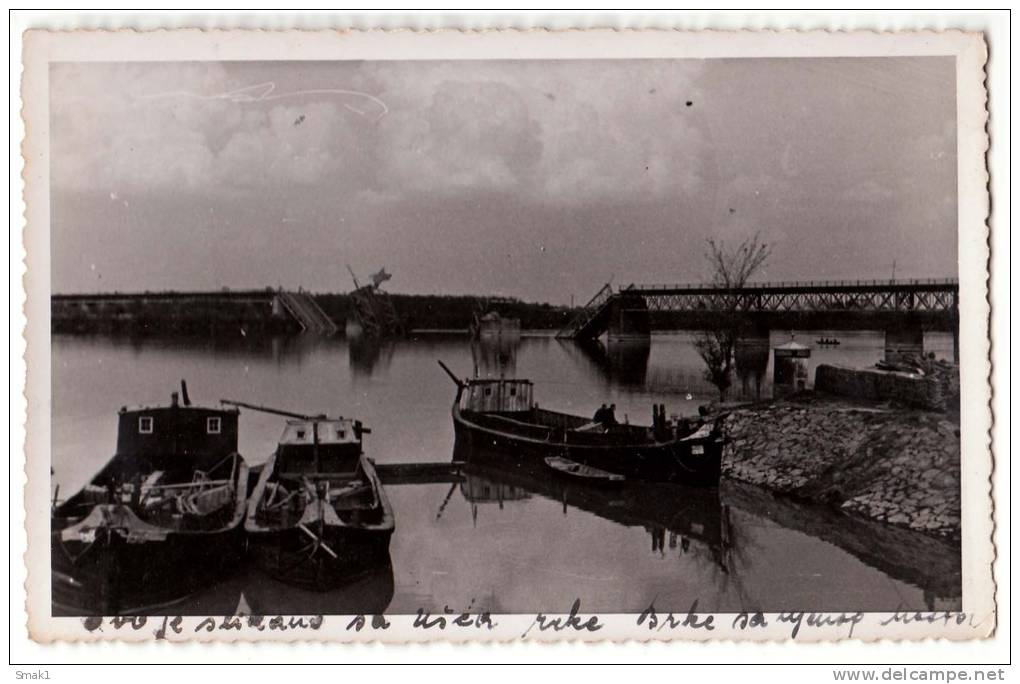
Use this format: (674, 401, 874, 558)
(695, 232, 771, 401)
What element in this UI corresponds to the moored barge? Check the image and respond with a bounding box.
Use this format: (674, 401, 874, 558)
(51, 384, 249, 615)
(440, 362, 723, 486)
(233, 401, 394, 591)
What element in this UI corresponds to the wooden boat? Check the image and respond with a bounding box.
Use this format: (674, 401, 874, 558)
(544, 456, 625, 485)
(439, 361, 723, 486)
(51, 383, 249, 616)
(231, 400, 394, 591)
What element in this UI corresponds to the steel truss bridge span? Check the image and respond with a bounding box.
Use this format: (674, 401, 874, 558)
(629, 279, 959, 314)
(558, 278, 959, 340)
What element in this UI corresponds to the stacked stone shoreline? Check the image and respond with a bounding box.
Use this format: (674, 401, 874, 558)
(719, 397, 961, 539)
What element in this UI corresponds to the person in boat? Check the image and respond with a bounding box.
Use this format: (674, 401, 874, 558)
(605, 404, 618, 426)
(593, 404, 609, 423)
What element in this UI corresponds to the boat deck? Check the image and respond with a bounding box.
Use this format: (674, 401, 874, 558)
(462, 407, 663, 446)
(252, 472, 386, 529)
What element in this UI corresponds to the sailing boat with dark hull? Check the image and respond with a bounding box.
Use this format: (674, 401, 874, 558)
(51, 383, 249, 616)
(229, 400, 394, 591)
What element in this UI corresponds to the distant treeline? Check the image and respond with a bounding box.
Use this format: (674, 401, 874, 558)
(316, 293, 577, 331)
(51, 290, 579, 337)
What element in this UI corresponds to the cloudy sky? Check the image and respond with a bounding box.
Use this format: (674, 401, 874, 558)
(50, 57, 957, 303)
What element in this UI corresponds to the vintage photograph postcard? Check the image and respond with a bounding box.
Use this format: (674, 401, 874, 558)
(21, 28, 993, 643)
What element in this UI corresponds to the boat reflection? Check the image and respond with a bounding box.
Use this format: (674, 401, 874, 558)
(348, 335, 396, 376)
(170, 556, 395, 616)
(470, 334, 520, 380)
(453, 439, 733, 571)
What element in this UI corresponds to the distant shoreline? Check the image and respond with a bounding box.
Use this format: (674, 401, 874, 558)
(50, 290, 579, 336)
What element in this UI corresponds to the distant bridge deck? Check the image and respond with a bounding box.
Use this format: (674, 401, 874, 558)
(50, 288, 338, 336)
(624, 278, 959, 313)
(52, 289, 280, 302)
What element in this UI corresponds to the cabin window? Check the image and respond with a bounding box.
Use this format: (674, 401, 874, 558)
(138, 416, 153, 434)
(207, 417, 222, 434)
(485, 387, 492, 396)
(510, 387, 517, 396)
(338, 430, 345, 439)
(296, 430, 306, 440)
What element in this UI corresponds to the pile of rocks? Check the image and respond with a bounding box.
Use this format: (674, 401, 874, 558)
(720, 402, 960, 538)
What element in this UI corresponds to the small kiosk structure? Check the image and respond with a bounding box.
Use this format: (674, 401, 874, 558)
(773, 340, 811, 398)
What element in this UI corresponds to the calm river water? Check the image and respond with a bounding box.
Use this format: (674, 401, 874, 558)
(51, 330, 960, 615)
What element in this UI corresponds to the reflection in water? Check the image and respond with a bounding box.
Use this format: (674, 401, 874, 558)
(470, 334, 520, 379)
(454, 439, 734, 575)
(348, 335, 396, 375)
(720, 480, 961, 608)
(451, 437, 960, 612)
(571, 338, 651, 386)
(460, 475, 531, 526)
(734, 335, 770, 401)
(176, 558, 395, 616)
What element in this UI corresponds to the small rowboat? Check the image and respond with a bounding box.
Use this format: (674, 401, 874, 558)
(544, 456, 625, 485)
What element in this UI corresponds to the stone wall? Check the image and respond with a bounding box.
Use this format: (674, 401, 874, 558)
(815, 364, 958, 411)
(721, 402, 960, 538)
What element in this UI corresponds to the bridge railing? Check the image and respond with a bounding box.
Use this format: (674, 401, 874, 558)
(624, 277, 958, 292)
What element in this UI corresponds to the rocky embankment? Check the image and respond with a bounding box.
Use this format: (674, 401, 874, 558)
(720, 399, 961, 538)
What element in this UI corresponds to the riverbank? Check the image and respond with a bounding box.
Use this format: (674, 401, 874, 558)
(719, 394, 961, 539)
(52, 291, 578, 335)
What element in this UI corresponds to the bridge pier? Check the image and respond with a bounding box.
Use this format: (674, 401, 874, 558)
(885, 326, 925, 364)
(735, 328, 771, 400)
(606, 294, 650, 341)
(951, 292, 960, 365)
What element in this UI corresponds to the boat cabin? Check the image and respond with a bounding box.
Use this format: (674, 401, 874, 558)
(459, 378, 533, 414)
(108, 393, 239, 480)
(276, 418, 363, 476)
(55, 392, 241, 518)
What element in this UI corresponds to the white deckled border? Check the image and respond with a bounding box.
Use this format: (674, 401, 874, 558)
(20, 27, 992, 644)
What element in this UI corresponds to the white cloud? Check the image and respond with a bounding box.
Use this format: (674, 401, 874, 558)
(50, 60, 708, 207)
